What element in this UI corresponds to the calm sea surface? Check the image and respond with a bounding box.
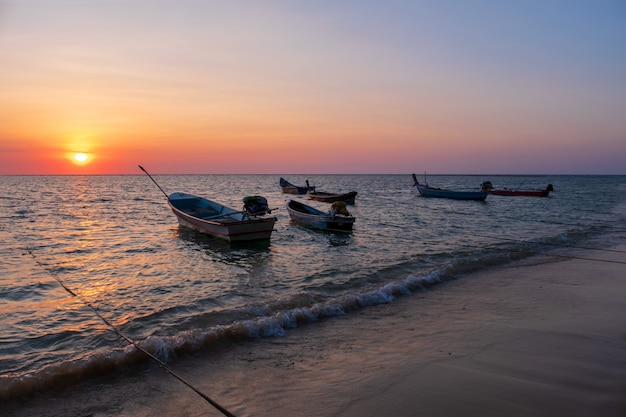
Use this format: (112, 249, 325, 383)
(1, 174, 625, 401)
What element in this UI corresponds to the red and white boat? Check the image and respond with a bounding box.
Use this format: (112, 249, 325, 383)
(481, 181, 553, 197)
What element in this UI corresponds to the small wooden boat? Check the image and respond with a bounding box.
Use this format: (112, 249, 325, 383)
(481, 181, 553, 197)
(308, 190, 357, 205)
(286, 200, 355, 232)
(168, 192, 277, 242)
(139, 165, 277, 242)
(280, 177, 316, 194)
(412, 173, 488, 201)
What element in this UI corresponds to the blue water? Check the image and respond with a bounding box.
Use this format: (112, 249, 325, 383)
(1, 174, 625, 401)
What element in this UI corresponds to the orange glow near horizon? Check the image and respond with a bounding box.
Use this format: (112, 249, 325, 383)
(1, 2, 624, 175)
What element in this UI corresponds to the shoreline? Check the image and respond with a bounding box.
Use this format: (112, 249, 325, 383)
(186, 244, 626, 417)
(4, 244, 626, 417)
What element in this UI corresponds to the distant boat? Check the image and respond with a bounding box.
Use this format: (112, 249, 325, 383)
(286, 200, 355, 232)
(308, 190, 358, 205)
(168, 193, 277, 242)
(481, 181, 554, 197)
(279, 177, 316, 194)
(412, 173, 489, 201)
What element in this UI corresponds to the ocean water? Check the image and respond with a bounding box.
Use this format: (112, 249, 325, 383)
(1, 174, 625, 404)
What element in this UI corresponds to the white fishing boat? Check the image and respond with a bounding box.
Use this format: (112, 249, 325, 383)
(140, 165, 276, 242)
(168, 193, 277, 242)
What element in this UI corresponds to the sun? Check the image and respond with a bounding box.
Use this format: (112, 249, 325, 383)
(74, 153, 88, 162)
(68, 152, 92, 166)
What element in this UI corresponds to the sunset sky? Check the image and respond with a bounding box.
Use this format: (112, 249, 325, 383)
(1, 1, 625, 175)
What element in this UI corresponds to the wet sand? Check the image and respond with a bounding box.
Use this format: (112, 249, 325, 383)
(4, 245, 626, 417)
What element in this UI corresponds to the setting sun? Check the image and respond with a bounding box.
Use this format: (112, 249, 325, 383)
(69, 152, 92, 166)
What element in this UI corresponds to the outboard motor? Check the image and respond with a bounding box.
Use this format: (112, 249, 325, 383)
(243, 196, 271, 216)
(330, 201, 350, 216)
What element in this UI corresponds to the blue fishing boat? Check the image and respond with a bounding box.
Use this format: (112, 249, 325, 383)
(412, 173, 488, 201)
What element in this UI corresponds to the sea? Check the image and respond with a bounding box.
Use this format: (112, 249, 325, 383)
(1, 174, 625, 410)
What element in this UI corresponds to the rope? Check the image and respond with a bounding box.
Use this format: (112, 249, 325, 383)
(25, 247, 237, 417)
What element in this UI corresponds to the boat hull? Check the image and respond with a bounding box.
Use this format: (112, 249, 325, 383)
(480, 181, 553, 197)
(168, 193, 276, 242)
(286, 200, 355, 232)
(281, 186, 309, 195)
(487, 189, 550, 197)
(415, 185, 489, 200)
(308, 191, 357, 205)
(280, 177, 315, 194)
(411, 174, 488, 201)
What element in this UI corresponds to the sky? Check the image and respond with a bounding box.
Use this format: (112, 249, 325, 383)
(1, 0, 625, 175)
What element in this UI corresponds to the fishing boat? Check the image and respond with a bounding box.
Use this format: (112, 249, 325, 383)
(167, 193, 277, 242)
(412, 173, 489, 201)
(139, 165, 277, 242)
(279, 177, 316, 194)
(286, 200, 355, 232)
(481, 181, 554, 197)
(308, 190, 358, 205)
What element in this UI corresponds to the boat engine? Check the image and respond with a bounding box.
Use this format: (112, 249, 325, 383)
(243, 196, 271, 216)
(330, 201, 350, 216)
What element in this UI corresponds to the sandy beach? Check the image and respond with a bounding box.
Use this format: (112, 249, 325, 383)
(4, 244, 625, 417)
(217, 245, 626, 417)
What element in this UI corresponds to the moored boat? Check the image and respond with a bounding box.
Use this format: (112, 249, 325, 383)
(139, 165, 276, 242)
(412, 173, 488, 201)
(308, 190, 358, 205)
(481, 181, 553, 197)
(168, 193, 277, 242)
(286, 200, 355, 232)
(279, 177, 316, 194)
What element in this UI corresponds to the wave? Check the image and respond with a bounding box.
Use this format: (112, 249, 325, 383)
(1, 232, 578, 404)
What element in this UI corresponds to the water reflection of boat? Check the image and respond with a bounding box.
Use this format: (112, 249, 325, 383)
(176, 227, 271, 266)
(176, 227, 271, 251)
